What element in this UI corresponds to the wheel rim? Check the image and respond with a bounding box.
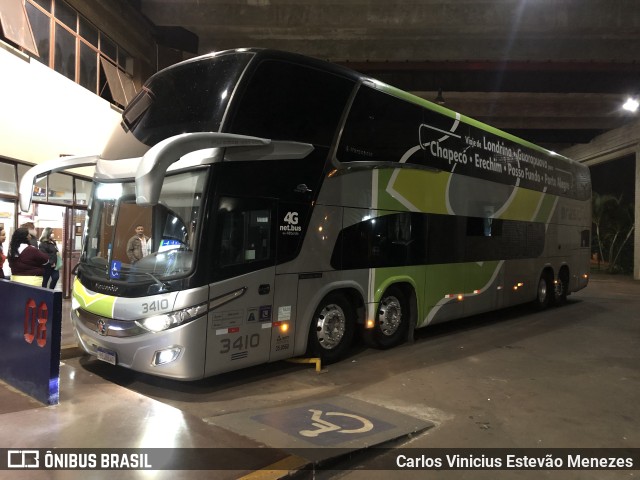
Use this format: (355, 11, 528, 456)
(555, 279, 565, 298)
(315, 303, 346, 350)
(538, 277, 548, 304)
(377, 295, 402, 336)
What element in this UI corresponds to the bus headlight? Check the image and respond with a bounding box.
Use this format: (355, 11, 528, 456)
(137, 303, 207, 333)
(152, 346, 182, 366)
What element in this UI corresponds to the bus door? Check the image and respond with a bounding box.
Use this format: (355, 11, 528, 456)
(266, 202, 315, 362)
(205, 197, 277, 376)
(270, 273, 298, 361)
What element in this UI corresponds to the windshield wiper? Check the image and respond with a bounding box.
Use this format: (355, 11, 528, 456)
(122, 88, 154, 132)
(138, 271, 172, 293)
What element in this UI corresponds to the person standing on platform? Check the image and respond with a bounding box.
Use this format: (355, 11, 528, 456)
(19, 222, 39, 247)
(39, 227, 60, 289)
(8, 228, 49, 286)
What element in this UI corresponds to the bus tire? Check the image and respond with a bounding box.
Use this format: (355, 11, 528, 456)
(366, 286, 409, 349)
(555, 269, 569, 305)
(535, 271, 553, 310)
(307, 292, 355, 365)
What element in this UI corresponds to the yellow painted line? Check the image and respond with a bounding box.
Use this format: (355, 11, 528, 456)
(237, 454, 309, 480)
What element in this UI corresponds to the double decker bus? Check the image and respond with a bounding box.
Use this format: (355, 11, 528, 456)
(20, 48, 591, 380)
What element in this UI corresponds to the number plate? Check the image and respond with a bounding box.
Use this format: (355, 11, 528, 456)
(97, 347, 116, 365)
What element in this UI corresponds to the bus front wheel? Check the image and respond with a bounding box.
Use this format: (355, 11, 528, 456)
(307, 292, 355, 364)
(365, 286, 409, 349)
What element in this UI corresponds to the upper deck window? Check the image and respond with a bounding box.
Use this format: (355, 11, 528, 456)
(122, 53, 253, 147)
(337, 85, 590, 201)
(228, 60, 354, 146)
(337, 85, 424, 164)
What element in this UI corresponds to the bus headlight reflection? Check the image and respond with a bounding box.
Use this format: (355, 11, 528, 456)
(137, 303, 207, 333)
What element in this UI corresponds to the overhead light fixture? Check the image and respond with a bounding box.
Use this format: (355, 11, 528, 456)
(623, 97, 639, 112)
(434, 88, 445, 105)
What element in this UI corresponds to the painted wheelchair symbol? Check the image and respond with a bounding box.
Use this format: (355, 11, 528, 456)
(299, 409, 374, 438)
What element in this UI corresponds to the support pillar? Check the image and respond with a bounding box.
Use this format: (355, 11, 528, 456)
(560, 119, 640, 280)
(635, 146, 640, 280)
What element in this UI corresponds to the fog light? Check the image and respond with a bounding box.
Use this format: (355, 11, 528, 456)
(152, 346, 182, 366)
(366, 319, 375, 329)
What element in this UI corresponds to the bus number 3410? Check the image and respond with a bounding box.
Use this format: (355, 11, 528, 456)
(220, 334, 260, 354)
(141, 299, 170, 314)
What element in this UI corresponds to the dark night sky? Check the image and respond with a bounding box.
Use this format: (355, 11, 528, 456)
(590, 155, 635, 205)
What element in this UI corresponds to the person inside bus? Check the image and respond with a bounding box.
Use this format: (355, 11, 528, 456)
(0, 226, 6, 279)
(8, 227, 50, 286)
(126, 224, 151, 263)
(38, 227, 60, 289)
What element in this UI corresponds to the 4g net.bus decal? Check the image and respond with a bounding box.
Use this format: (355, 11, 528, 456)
(280, 211, 302, 235)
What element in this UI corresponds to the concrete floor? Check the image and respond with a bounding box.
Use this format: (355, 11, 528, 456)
(1, 273, 639, 479)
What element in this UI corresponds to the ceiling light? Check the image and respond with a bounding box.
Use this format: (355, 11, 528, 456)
(623, 97, 639, 112)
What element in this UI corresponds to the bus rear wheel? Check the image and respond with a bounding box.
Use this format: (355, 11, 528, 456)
(535, 272, 553, 310)
(307, 292, 355, 364)
(555, 269, 569, 305)
(366, 286, 409, 349)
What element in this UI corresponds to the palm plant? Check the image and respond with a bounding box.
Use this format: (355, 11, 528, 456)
(592, 192, 635, 273)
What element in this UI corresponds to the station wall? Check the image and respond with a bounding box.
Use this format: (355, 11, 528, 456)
(0, 43, 119, 169)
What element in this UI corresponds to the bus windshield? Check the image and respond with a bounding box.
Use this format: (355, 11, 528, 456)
(122, 52, 253, 146)
(82, 170, 207, 284)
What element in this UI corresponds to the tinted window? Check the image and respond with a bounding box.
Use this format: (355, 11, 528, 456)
(338, 86, 424, 163)
(332, 213, 427, 269)
(332, 212, 545, 269)
(427, 214, 465, 264)
(463, 218, 544, 262)
(123, 53, 252, 146)
(212, 197, 275, 280)
(229, 60, 354, 146)
(338, 86, 590, 202)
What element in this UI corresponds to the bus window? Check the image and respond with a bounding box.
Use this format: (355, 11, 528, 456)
(332, 212, 426, 269)
(213, 197, 275, 280)
(123, 52, 253, 146)
(83, 170, 206, 283)
(228, 60, 354, 146)
(111, 202, 153, 264)
(337, 86, 424, 164)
